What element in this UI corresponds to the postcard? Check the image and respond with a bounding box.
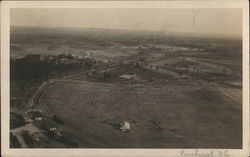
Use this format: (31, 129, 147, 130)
(1, 1, 249, 157)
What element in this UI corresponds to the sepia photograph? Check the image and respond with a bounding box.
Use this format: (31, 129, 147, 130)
(1, 1, 249, 157)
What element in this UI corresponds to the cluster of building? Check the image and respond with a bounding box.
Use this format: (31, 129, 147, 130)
(24, 54, 88, 65)
(26, 110, 63, 140)
(138, 45, 203, 53)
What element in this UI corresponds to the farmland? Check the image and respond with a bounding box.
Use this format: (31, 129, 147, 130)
(10, 26, 242, 148)
(31, 80, 242, 148)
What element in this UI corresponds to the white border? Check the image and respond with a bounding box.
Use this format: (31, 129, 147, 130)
(1, 1, 249, 157)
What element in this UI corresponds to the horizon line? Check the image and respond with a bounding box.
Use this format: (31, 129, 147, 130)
(11, 25, 242, 40)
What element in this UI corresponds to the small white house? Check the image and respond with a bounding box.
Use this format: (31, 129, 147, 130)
(35, 117, 43, 121)
(120, 121, 131, 132)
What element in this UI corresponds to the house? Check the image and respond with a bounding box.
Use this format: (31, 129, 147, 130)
(120, 121, 131, 132)
(41, 120, 61, 139)
(26, 111, 44, 121)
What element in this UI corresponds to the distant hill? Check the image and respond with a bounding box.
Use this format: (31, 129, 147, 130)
(10, 26, 242, 58)
(11, 26, 241, 41)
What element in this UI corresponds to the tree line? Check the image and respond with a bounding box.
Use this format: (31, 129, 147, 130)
(10, 54, 95, 81)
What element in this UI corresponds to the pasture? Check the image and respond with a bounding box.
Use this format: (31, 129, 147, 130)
(34, 80, 242, 148)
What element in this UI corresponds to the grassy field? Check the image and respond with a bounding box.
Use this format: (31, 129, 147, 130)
(32, 80, 242, 148)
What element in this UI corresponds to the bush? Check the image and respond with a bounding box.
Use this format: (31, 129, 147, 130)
(52, 115, 64, 125)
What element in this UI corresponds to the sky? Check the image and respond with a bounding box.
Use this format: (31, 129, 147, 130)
(11, 8, 242, 37)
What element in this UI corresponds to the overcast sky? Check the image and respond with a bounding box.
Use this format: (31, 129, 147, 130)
(11, 8, 242, 37)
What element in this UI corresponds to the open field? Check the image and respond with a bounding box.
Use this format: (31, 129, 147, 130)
(30, 80, 242, 148)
